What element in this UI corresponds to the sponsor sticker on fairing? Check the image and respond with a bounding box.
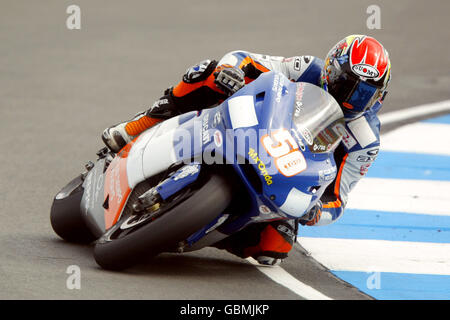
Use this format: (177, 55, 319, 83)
(202, 116, 210, 145)
(298, 126, 313, 145)
(213, 130, 223, 147)
(275, 150, 307, 177)
(334, 123, 357, 149)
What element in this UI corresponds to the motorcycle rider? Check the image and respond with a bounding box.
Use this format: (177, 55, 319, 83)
(102, 35, 391, 265)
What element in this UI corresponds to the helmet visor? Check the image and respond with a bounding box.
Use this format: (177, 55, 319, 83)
(330, 74, 382, 117)
(346, 80, 381, 112)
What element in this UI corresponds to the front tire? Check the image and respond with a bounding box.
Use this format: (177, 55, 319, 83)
(94, 174, 233, 270)
(50, 175, 97, 244)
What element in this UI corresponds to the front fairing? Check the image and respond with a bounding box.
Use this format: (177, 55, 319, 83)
(208, 72, 343, 221)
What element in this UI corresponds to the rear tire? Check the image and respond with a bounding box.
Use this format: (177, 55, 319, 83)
(50, 175, 97, 244)
(94, 174, 233, 270)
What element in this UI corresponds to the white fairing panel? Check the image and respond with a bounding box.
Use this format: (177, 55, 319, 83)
(126, 116, 181, 188)
(228, 95, 259, 129)
(347, 116, 377, 148)
(279, 188, 313, 218)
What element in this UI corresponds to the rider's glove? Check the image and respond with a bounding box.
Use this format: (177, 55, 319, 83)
(299, 200, 322, 226)
(214, 65, 246, 96)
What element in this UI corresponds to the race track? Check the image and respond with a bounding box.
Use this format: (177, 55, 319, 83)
(1, 0, 449, 300)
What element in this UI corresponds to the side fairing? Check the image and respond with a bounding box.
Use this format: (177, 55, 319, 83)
(212, 72, 339, 220)
(80, 158, 107, 237)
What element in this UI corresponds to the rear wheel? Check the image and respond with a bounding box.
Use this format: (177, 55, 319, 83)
(94, 173, 233, 270)
(50, 175, 96, 244)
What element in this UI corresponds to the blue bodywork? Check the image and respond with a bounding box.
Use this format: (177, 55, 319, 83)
(156, 71, 341, 248)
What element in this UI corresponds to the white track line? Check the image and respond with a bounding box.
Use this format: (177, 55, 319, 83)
(298, 238, 450, 276)
(380, 122, 450, 156)
(379, 99, 450, 125)
(346, 178, 450, 216)
(246, 257, 332, 300)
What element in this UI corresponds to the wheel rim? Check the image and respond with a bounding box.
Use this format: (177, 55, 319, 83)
(97, 187, 194, 243)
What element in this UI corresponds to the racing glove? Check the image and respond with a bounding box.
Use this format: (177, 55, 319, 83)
(299, 201, 322, 226)
(213, 65, 246, 96)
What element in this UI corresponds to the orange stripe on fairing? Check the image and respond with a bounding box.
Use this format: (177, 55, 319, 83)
(103, 142, 134, 230)
(334, 154, 348, 200)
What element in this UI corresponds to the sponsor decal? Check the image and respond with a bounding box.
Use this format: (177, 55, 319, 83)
(173, 164, 200, 181)
(271, 73, 285, 103)
(261, 129, 307, 177)
(202, 116, 210, 145)
(313, 144, 326, 152)
(205, 214, 229, 234)
(334, 123, 357, 149)
(277, 224, 295, 238)
(294, 102, 303, 117)
(298, 126, 314, 145)
(213, 111, 222, 127)
(356, 155, 377, 162)
(360, 163, 371, 175)
(293, 57, 301, 71)
(259, 205, 272, 215)
(367, 148, 379, 156)
(294, 83, 304, 117)
(275, 150, 307, 177)
(248, 148, 273, 185)
(319, 166, 337, 182)
(295, 83, 304, 101)
(213, 130, 223, 148)
(351, 63, 379, 79)
(290, 128, 306, 151)
(150, 98, 169, 111)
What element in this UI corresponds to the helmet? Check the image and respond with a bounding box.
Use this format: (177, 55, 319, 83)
(321, 35, 391, 119)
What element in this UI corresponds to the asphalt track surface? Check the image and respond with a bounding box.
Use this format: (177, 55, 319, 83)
(1, 1, 449, 300)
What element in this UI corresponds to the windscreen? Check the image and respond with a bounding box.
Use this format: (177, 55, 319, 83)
(292, 82, 345, 153)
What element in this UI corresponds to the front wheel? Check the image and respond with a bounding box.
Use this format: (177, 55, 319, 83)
(93, 173, 233, 270)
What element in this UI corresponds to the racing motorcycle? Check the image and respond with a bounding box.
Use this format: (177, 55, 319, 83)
(50, 71, 344, 270)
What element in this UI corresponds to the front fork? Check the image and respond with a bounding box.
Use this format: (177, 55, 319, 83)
(132, 162, 202, 214)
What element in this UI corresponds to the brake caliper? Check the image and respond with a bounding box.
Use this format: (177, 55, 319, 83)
(132, 163, 202, 213)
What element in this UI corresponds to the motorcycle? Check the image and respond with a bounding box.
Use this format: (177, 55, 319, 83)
(50, 71, 344, 270)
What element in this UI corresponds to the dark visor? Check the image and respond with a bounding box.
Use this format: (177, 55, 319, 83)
(331, 76, 381, 116)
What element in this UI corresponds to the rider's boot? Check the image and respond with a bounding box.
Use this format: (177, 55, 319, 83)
(244, 219, 297, 266)
(214, 219, 297, 266)
(102, 90, 180, 153)
(102, 112, 162, 153)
